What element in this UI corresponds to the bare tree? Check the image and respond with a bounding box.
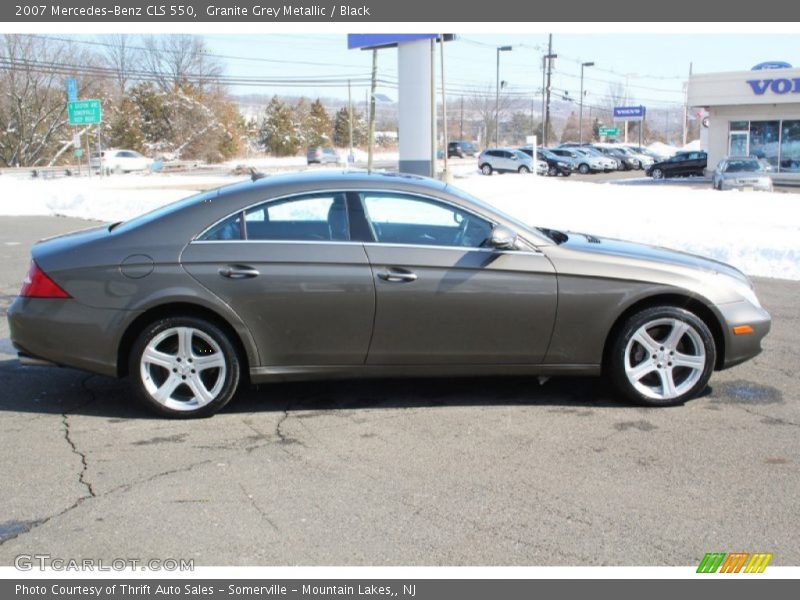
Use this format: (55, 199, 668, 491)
(467, 86, 515, 146)
(101, 34, 138, 96)
(140, 34, 222, 92)
(0, 35, 101, 167)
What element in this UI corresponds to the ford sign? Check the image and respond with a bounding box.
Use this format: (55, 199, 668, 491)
(747, 78, 800, 95)
(751, 61, 792, 71)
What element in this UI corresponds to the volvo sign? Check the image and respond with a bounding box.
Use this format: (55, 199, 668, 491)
(746, 78, 800, 95)
(613, 105, 646, 120)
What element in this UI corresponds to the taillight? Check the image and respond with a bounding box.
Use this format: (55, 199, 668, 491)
(19, 261, 71, 298)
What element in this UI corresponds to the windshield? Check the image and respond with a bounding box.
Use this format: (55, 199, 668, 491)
(725, 159, 764, 172)
(513, 150, 530, 161)
(538, 149, 557, 160)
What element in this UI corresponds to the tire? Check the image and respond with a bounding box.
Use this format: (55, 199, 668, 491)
(518, 165, 530, 174)
(129, 316, 241, 418)
(608, 306, 716, 407)
(578, 163, 590, 175)
(548, 165, 558, 177)
(480, 163, 493, 175)
(651, 168, 664, 180)
(562, 171, 571, 177)
(113, 165, 123, 175)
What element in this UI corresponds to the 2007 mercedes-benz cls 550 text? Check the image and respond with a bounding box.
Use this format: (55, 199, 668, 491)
(8, 171, 771, 418)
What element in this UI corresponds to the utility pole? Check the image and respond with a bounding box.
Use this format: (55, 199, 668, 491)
(682, 62, 693, 146)
(624, 73, 630, 143)
(347, 79, 353, 166)
(459, 96, 464, 141)
(495, 45, 513, 147)
(430, 38, 437, 178)
(579, 61, 594, 144)
(440, 33, 449, 180)
(367, 49, 377, 173)
(544, 34, 555, 146)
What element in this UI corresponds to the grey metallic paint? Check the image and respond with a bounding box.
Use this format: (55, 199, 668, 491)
(7, 171, 770, 385)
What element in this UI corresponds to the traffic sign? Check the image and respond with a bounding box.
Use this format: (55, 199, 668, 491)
(67, 100, 102, 125)
(599, 127, 620, 137)
(66, 78, 78, 102)
(613, 105, 646, 120)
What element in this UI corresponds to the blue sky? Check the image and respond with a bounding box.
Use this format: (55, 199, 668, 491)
(203, 33, 800, 108)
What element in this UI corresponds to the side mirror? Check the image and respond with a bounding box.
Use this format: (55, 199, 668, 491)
(488, 226, 518, 250)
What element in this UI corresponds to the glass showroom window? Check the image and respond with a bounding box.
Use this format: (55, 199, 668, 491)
(780, 120, 800, 173)
(748, 121, 780, 169)
(729, 121, 749, 156)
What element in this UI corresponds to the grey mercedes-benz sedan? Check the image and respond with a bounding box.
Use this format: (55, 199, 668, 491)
(8, 171, 770, 418)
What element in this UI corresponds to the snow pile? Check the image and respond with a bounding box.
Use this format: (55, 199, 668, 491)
(0, 170, 797, 280)
(457, 175, 800, 280)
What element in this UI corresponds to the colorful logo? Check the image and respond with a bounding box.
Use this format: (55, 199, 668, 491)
(697, 552, 773, 573)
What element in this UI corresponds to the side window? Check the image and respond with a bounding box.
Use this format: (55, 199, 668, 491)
(199, 193, 349, 242)
(360, 193, 493, 249)
(246, 193, 349, 241)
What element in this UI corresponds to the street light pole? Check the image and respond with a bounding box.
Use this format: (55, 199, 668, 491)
(579, 61, 594, 144)
(495, 45, 512, 147)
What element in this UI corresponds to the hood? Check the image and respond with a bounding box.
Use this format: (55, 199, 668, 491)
(559, 231, 749, 284)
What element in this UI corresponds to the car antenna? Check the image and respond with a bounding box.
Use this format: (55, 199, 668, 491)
(250, 168, 267, 182)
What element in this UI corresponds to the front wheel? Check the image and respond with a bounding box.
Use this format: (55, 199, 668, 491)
(578, 163, 590, 175)
(480, 163, 493, 175)
(130, 317, 241, 418)
(518, 165, 530, 174)
(608, 306, 716, 407)
(651, 168, 664, 180)
(548, 165, 558, 177)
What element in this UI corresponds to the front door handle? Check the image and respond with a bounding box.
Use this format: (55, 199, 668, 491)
(219, 265, 259, 279)
(377, 268, 417, 283)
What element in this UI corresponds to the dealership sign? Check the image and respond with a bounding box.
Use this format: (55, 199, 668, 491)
(613, 105, 646, 120)
(747, 78, 800, 95)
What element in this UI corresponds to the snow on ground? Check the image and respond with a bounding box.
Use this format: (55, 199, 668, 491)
(0, 168, 798, 281)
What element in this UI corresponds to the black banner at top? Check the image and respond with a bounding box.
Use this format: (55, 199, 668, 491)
(3, 0, 800, 22)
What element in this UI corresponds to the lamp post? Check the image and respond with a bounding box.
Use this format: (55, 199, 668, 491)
(495, 45, 512, 147)
(579, 61, 594, 144)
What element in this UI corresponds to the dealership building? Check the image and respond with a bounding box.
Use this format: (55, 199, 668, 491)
(688, 66, 800, 183)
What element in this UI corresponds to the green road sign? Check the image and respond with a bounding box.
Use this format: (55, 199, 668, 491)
(67, 100, 102, 125)
(74, 149, 83, 158)
(599, 127, 620, 137)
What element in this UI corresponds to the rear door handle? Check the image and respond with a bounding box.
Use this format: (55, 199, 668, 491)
(219, 265, 259, 279)
(377, 268, 417, 283)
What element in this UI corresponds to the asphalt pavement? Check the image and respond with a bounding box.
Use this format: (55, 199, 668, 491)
(0, 215, 797, 566)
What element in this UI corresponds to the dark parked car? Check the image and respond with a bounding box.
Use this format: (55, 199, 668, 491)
(646, 151, 708, 179)
(448, 141, 478, 158)
(8, 172, 769, 418)
(518, 147, 572, 176)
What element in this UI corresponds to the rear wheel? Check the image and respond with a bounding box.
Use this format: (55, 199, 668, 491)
(480, 163, 493, 175)
(608, 306, 716, 407)
(130, 316, 241, 418)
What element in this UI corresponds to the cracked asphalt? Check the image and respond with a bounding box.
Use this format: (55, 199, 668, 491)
(0, 216, 798, 566)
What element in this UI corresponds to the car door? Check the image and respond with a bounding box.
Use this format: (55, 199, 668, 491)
(356, 191, 558, 365)
(181, 191, 375, 366)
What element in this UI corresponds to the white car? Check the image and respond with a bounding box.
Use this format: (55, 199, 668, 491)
(90, 149, 154, 174)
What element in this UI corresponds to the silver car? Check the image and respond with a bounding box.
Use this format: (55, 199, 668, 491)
(306, 147, 341, 165)
(479, 148, 537, 175)
(712, 157, 774, 192)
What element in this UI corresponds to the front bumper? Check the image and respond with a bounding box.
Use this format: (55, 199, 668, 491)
(716, 300, 772, 369)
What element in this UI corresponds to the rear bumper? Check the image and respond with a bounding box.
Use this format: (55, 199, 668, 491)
(7, 296, 130, 377)
(717, 300, 772, 369)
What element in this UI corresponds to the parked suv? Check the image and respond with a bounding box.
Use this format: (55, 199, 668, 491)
(306, 147, 341, 165)
(448, 141, 478, 158)
(479, 148, 538, 175)
(519, 147, 572, 176)
(646, 151, 708, 179)
(550, 147, 616, 174)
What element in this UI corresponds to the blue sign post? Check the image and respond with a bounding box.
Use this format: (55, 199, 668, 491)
(66, 78, 78, 102)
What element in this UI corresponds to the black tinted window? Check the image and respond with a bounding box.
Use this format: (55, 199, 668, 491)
(245, 193, 349, 241)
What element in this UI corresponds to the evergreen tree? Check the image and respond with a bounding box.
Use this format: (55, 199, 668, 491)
(332, 106, 366, 148)
(304, 99, 333, 147)
(258, 95, 301, 156)
(107, 97, 145, 152)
